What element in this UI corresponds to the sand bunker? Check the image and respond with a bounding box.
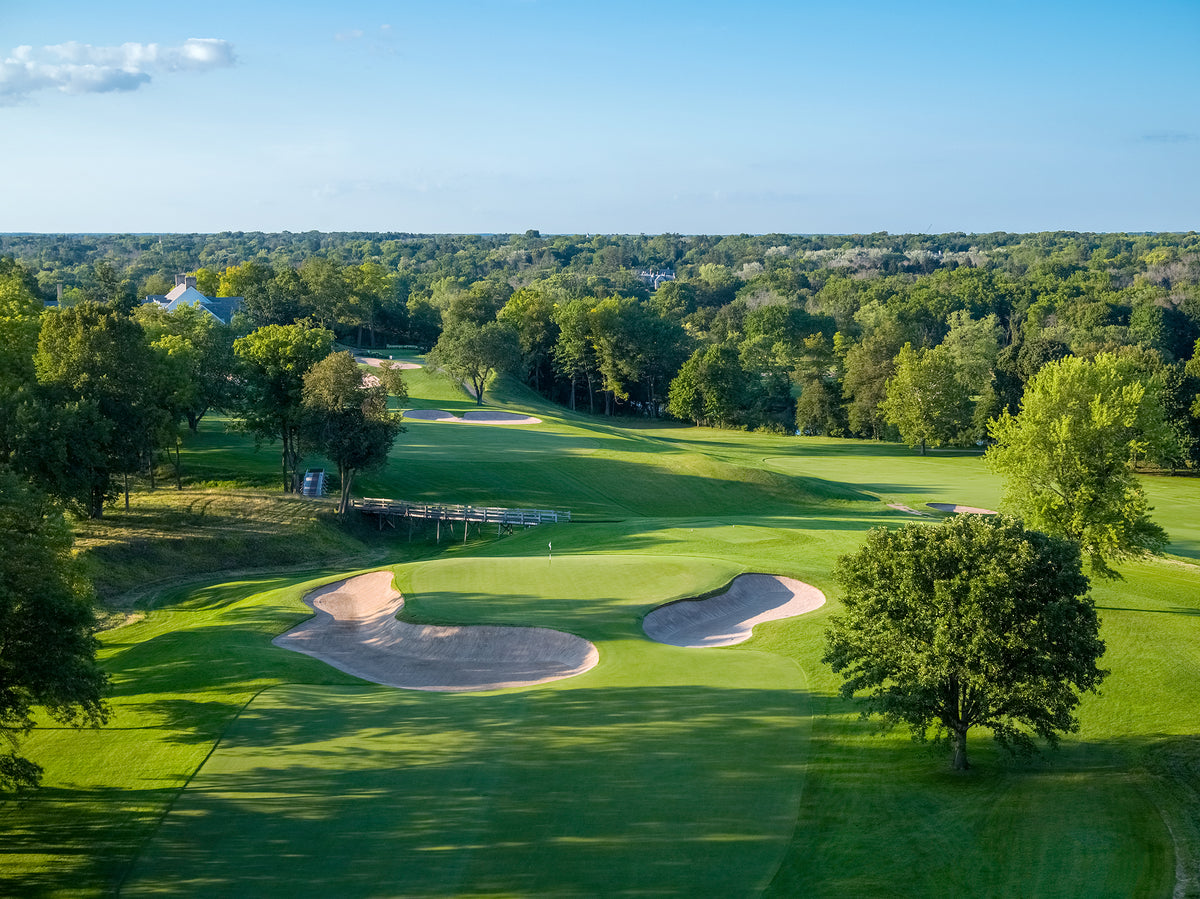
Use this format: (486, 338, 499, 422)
(926, 503, 997, 515)
(643, 574, 826, 648)
(356, 356, 422, 370)
(404, 409, 543, 424)
(273, 571, 599, 692)
(887, 503, 930, 516)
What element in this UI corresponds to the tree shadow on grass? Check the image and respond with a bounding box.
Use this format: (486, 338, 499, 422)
(765, 704, 1190, 899)
(119, 683, 812, 897)
(0, 785, 173, 898)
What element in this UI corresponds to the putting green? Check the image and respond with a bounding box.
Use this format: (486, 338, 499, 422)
(120, 554, 815, 897)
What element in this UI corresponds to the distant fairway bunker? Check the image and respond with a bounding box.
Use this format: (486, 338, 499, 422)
(405, 409, 543, 424)
(274, 571, 598, 691)
(926, 502, 997, 515)
(355, 355, 423, 370)
(643, 574, 826, 648)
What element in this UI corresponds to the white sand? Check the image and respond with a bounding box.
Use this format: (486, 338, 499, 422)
(642, 574, 826, 648)
(461, 410, 543, 424)
(356, 356, 423, 370)
(926, 503, 997, 515)
(887, 503, 930, 516)
(273, 571, 599, 692)
(403, 409, 543, 424)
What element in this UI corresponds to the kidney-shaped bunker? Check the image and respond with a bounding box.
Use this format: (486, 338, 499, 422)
(274, 571, 599, 692)
(643, 574, 826, 648)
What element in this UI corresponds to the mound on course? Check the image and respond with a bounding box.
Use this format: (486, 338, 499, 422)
(643, 574, 826, 648)
(273, 571, 599, 691)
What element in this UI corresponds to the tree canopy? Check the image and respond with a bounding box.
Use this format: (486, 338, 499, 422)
(986, 352, 1176, 577)
(427, 318, 519, 405)
(233, 323, 334, 492)
(824, 514, 1107, 771)
(301, 352, 406, 514)
(29, 302, 157, 517)
(880, 343, 973, 454)
(0, 468, 108, 789)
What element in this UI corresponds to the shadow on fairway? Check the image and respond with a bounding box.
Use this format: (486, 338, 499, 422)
(765, 699, 1186, 899)
(119, 683, 813, 897)
(0, 785, 173, 898)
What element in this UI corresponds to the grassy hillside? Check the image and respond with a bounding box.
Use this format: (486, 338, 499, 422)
(2, 362, 1197, 897)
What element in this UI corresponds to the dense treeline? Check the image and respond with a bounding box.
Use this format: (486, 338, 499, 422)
(3, 230, 1200, 472)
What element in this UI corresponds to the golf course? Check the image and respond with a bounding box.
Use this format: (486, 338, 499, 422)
(3, 359, 1198, 898)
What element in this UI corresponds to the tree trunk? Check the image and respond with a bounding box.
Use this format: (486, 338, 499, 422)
(340, 466, 353, 515)
(951, 728, 969, 770)
(174, 441, 183, 490)
(920, 438, 927, 456)
(569, 375, 576, 411)
(124, 473, 130, 511)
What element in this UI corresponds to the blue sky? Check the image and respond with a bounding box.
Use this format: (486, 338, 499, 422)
(2, 0, 1197, 234)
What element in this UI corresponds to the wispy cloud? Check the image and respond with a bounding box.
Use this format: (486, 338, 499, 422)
(333, 25, 397, 55)
(0, 38, 236, 104)
(1141, 130, 1196, 144)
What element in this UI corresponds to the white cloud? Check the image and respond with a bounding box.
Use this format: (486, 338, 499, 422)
(0, 38, 235, 104)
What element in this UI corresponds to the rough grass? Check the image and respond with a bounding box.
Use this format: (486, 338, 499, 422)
(72, 488, 377, 605)
(2, 363, 1198, 897)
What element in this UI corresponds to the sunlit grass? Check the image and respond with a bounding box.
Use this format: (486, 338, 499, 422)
(3, 370, 1198, 897)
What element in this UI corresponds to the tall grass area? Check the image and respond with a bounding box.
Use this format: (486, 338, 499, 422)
(73, 488, 379, 605)
(2, 365, 1197, 897)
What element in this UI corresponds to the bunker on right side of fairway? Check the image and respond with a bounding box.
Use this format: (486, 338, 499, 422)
(642, 574, 825, 648)
(926, 502, 997, 515)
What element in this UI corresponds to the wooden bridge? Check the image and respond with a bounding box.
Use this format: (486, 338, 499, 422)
(354, 498, 570, 541)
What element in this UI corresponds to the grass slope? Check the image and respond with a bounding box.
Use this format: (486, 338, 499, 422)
(2, 362, 1197, 897)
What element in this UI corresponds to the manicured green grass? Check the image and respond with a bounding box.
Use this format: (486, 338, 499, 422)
(120, 553, 812, 897)
(3, 367, 1198, 896)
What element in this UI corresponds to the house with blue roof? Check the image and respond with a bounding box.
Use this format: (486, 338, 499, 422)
(143, 275, 243, 325)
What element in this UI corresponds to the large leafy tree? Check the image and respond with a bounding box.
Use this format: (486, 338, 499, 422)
(794, 334, 846, 436)
(0, 260, 43, 460)
(233, 323, 334, 492)
(551, 298, 599, 413)
(668, 343, 754, 428)
(841, 331, 902, 439)
(134, 303, 236, 432)
(301, 352, 406, 514)
(30, 302, 157, 517)
(880, 343, 973, 455)
(825, 514, 1106, 771)
(427, 319, 520, 406)
(986, 352, 1176, 577)
(499, 287, 559, 395)
(0, 468, 108, 789)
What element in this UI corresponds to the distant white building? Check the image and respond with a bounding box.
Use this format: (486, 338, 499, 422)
(144, 275, 243, 325)
(636, 268, 676, 290)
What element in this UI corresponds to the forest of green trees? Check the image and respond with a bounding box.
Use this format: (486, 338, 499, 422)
(3, 229, 1200, 509)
